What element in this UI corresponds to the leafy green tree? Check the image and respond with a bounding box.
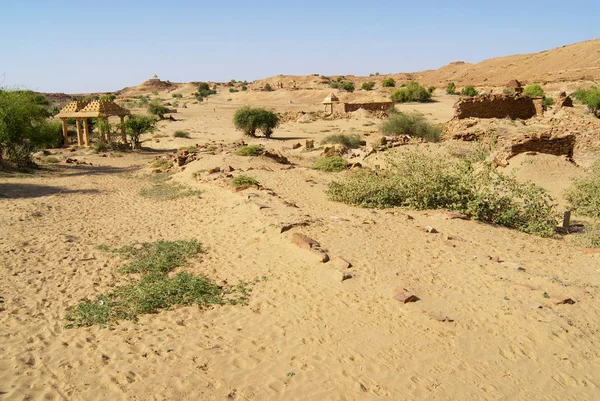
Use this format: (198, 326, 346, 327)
(573, 87, 600, 117)
(0, 89, 60, 168)
(123, 115, 157, 149)
(147, 99, 170, 119)
(381, 78, 396, 87)
(233, 107, 280, 137)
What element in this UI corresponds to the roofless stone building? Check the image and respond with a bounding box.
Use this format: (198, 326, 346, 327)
(56, 100, 130, 147)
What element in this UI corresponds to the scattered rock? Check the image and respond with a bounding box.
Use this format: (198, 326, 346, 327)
(491, 256, 502, 263)
(208, 167, 221, 174)
(280, 220, 311, 234)
(341, 272, 353, 282)
(392, 288, 420, 303)
(332, 257, 352, 269)
(321, 145, 347, 157)
(428, 313, 454, 323)
(305, 139, 315, 149)
(223, 165, 235, 172)
(292, 143, 302, 149)
(555, 298, 576, 305)
(291, 233, 329, 263)
(425, 226, 438, 234)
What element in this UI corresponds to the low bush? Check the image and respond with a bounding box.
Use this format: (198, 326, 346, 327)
(446, 82, 457, 95)
(381, 78, 396, 88)
(327, 148, 557, 237)
(233, 107, 280, 137)
(108, 240, 203, 274)
(123, 115, 157, 149)
(312, 156, 347, 172)
(322, 133, 364, 149)
(229, 88, 239, 93)
(565, 161, 600, 219)
(174, 130, 190, 138)
(362, 81, 375, 91)
(193, 82, 217, 102)
(147, 99, 170, 119)
(427, 86, 436, 94)
(329, 80, 355, 92)
(140, 181, 200, 200)
(573, 86, 600, 117)
(461, 85, 479, 97)
(235, 144, 263, 156)
(171, 93, 183, 99)
(380, 111, 441, 142)
(390, 81, 431, 103)
(523, 84, 544, 98)
(231, 174, 259, 187)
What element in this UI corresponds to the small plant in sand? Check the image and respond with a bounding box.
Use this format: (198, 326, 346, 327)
(461, 85, 479, 97)
(362, 81, 375, 91)
(329, 79, 355, 93)
(322, 133, 365, 149)
(151, 158, 173, 170)
(312, 156, 347, 172)
(231, 174, 259, 187)
(264, 83, 273, 91)
(171, 93, 183, 99)
(570, 224, 600, 248)
(235, 144, 263, 156)
(41, 156, 60, 163)
(233, 107, 280, 138)
(173, 130, 190, 138)
(523, 84, 544, 98)
(446, 82, 457, 95)
(427, 86, 436, 95)
(140, 180, 200, 201)
(565, 161, 600, 219)
(65, 240, 251, 328)
(327, 148, 557, 237)
(381, 78, 396, 88)
(380, 110, 441, 142)
(193, 82, 217, 102)
(390, 81, 431, 103)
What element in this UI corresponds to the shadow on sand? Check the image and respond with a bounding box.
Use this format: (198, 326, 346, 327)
(0, 183, 100, 199)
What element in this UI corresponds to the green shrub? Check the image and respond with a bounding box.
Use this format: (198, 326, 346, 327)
(193, 82, 217, 101)
(542, 97, 554, 108)
(231, 174, 259, 187)
(229, 88, 239, 93)
(329, 81, 355, 92)
(147, 99, 170, 119)
(390, 81, 431, 103)
(241, 85, 248, 91)
(171, 93, 183, 99)
(0, 90, 63, 168)
(108, 240, 203, 274)
(380, 111, 441, 142)
(264, 83, 272, 91)
(565, 161, 600, 219)
(446, 82, 457, 95)
(362, 81, 375, 91)
(233, 107, 280, 137)
(327, 149, 557, 237)
(322, 133, 364, 149)
(174, 130, 190, 138)
(100, 94, 116, 101)
(123, 115, 157, 149)
(523, 84, 544, 98)
(235, 144, 263, 156)
(573, 87, 600, 117)
(461, 85, 479, 97)
(382, 78, 396, 88)
(427, 86, 436, 94)
(312, 156, 347, 172)
(503, 88, 514, 95)
(140, 182, 200, 200)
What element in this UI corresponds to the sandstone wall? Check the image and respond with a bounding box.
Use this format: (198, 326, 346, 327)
(494, 128, 575, 166)
(454, 94, 540, 120)
(343, 102, 394, 113)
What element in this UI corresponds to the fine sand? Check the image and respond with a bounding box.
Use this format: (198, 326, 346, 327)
(1, 89, 600, 401)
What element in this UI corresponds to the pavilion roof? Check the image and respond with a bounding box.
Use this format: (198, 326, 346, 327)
(57, 100, 130, 118)
(322, 93, 340, 104)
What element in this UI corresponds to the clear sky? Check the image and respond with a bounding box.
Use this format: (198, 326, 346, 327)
(1, 0, 598, 93)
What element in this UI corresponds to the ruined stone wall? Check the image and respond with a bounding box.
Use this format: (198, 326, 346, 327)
(494, 128, 575, 166)
(454, 94, 540, 120)
(343, 102, 394, 113)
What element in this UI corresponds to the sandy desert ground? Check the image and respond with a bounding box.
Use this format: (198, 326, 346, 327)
(2, 81, 600, 401)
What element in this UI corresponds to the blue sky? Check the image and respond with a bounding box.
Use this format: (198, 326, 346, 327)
(1, 0, 598, 93)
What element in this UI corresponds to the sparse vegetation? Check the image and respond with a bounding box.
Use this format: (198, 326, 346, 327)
(312, 156, 347, 172)
(390, 81, 431, 103)
(565, 161, 600, 219)
(573, 86, 600, 117)
(380, 111, 441, 142)
(147, 99, 170, 119)
(193, 82, 217, 102)
(123, 115, 157, 149)
(381, 78, 396, 88)
(327, 148, 557, 237)
(151, 158, 173, 170)
(235, 144, 263, 156)
(461, 85, 479, 97)
(330, 78, 355, 93)
(446, 82, 457, 95)
(322, 133, 365, 149)
(231, 174, 259, 187)
(233, 107, 280, 137)
(65, 240, 248, 328)
(264, 83, 272, 91)
(523, 84, 544, 98)
(171, 93, 183, 99)
(140, 180, 200, 201)
(427, 86, 436, 95)
(100, 94, 116, 101)
(362, 81, 375, 91)
(174, 130, 190, 138)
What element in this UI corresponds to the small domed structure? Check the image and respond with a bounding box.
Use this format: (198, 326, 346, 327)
(322, 93, 340, 114)
(150, 74, 159, 81)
